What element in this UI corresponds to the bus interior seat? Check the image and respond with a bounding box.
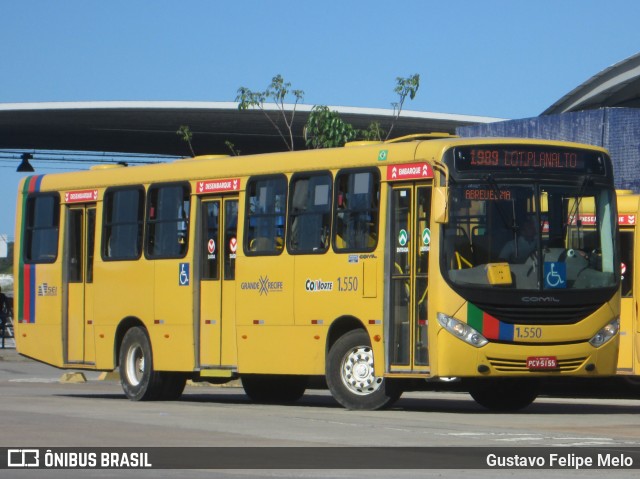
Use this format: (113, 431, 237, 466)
(445, 228, 473, 269)
(296, 214, 324, 250)
(471, 229, 491, 264)
(545, 235, 565, 249)
(250, 237, 273, 251)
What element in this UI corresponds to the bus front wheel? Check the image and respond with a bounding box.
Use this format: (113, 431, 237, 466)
(468, 378, 539, 411)
(326, 329, 401, 410)
(119, 327, 164, 401)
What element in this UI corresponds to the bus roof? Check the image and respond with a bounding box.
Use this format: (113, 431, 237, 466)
(617, 192, 640, 215)
(21, 135, 612, 193)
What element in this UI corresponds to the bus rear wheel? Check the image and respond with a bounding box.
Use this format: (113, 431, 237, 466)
(241, 374, 307, 403)
(119, 327, 165, 401)
(326, 329, 401, 410)
(468, 378, 539, 411)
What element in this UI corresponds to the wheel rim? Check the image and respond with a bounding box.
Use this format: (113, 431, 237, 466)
(340, 345, 383, 396)
(125, 343, 145, 387)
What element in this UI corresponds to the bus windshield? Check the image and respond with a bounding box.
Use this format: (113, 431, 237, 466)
(444, 180, 617, 292)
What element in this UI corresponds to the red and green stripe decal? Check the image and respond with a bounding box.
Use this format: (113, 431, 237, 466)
(17, 175, 45, 324)
(467, 302, 514, 341)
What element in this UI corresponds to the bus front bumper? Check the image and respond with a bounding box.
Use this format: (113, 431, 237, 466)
(434, 329, 619, 378)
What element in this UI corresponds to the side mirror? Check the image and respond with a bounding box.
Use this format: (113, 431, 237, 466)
(434, 186, 448, 224)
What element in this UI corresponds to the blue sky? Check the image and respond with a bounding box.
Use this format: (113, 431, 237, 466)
(1, 0, 639, 239)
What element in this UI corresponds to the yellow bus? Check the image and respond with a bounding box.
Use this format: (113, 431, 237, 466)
(617, 192, 640, 380)
(603, 191, 638, 379)
(562, 190, 639, 381)
(13, 135, 621, 410)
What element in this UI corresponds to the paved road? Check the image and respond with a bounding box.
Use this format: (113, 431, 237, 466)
(1, 348, 639, 478)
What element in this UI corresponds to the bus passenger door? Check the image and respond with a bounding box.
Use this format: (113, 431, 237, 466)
(64, 205, 96, 364)
(198, 197, 238, 368)
(388, 184, 431, 372)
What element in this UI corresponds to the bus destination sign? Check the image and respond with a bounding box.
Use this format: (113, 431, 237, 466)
(454, 146, 606, 175)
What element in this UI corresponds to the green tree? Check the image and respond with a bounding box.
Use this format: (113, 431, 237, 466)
(176, 125, 196, 157)
(225, 141, 241, 156)
(360, 121, 385, 142)
(386, 73, 420, 140)
(308, 74, 421, 146)
(236, 74, 304, 151)
(303, 106, 359, 149)
(236, 73, 421, 150)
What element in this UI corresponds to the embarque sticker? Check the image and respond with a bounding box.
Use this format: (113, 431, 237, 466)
(386, 162, 433, 181)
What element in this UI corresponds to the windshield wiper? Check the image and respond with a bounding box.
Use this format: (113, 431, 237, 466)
(564, 175, 592, 241)
(484, 174, 518, 234)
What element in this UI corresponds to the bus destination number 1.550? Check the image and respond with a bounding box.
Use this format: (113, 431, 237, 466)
(515, 326, 543, 339)
(337, 276, 359, 292)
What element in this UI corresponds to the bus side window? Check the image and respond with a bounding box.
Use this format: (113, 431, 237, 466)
(287, 172, 332, 254)
(145, 183, 191, 259)
(24, 193, 60, 263)
(333, 169, 380, 252)
(244, 175, 287, 255)
(223, 200, 238, 280)
(103, 187, 145, 261)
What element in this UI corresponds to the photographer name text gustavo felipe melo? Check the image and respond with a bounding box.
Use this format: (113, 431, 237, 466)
(487, 451, 634, 469)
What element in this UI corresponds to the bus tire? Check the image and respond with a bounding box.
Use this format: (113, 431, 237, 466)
(326, 329, 401, 410)
(468, 378, 538, 411)
(623, 375, 640, 388)
(159, 372, 188, 401)
(119, 327, 164, 401)
(241, 374, 307, 403)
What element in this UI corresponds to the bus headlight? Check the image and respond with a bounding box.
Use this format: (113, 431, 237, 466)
(437, 312, 488, 348)
(589, 318, 620, 348)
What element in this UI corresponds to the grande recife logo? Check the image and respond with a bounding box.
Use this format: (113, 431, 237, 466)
(241, 275, 283, 296)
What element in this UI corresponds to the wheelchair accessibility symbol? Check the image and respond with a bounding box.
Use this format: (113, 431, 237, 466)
(179, 263, 190, 286)
(544, 262, 566, 289)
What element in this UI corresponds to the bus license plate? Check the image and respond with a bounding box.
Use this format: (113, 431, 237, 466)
(526, 356, 558, 370)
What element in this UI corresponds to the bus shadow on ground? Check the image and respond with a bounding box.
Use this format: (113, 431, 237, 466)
(55, 381, 640, 415)
(395, 395, 640, 415)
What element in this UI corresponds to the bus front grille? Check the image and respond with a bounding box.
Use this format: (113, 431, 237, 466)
(474, 303, 601, 325)
(487, 357, 587, 372)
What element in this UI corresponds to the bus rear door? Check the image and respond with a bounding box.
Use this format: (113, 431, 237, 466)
(64, 203, 97, 365)
(197, 197, 238, 369)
